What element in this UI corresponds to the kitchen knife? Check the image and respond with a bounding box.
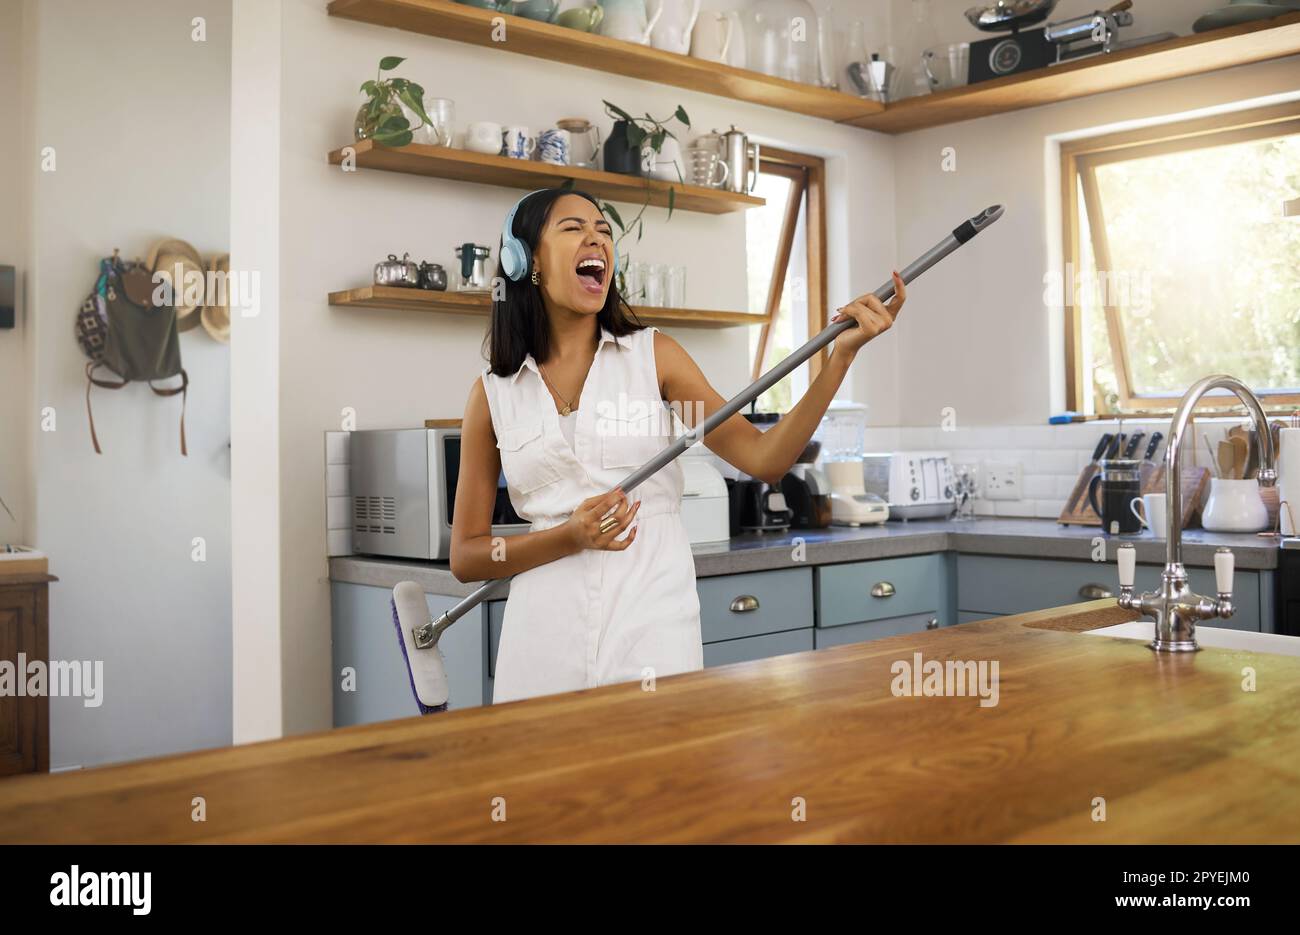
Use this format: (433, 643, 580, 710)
(1062, 432, 1114, 518)
(1138, 430, 1163, 489)
(1123, 431, 1145, 460)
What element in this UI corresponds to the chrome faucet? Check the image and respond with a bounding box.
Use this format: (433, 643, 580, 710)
(1115, 374, 1276, 652)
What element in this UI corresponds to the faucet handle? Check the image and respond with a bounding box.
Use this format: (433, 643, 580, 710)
(1215, 547, 1234, 597)
(1117, 543, 1136, 589)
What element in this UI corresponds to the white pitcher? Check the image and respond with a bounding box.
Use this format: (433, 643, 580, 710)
(649, 0, 701, 55)
(689, 9, 733, 63)
(598, 0, 663, 45)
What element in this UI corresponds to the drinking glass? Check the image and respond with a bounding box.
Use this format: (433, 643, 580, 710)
(625, 260, 648, 305)
(644, 264, 666, 307)
(667, 265, 686, 308)
(426, 98, 455, 146)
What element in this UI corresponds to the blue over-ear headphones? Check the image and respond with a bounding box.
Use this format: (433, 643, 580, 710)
(499, 188, 619, 283)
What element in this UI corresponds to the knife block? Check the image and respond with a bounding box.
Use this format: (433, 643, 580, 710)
(1058, 463, 1208, 530)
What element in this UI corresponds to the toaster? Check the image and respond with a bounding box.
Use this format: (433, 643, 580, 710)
(861, 452, 956, 521)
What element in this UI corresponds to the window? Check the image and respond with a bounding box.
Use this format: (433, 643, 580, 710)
(745, 148, 828, 413)
(1062, 101, 1300, 414)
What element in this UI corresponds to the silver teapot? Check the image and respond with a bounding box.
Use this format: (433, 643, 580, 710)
(374, 253, 420, 288)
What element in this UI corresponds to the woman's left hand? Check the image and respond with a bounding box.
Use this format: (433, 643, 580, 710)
(830, 271, 906, 356)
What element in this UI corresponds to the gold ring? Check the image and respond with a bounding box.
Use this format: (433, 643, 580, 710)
(599, 516, 618, 534)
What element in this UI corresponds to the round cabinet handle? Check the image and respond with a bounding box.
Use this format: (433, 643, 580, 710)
(870, 582, 896, 599)
(730, 595, 760, 613)
(926, 618, 939, 630)
(1078, 583, 1113, 600)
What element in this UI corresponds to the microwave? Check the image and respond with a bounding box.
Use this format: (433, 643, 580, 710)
(350, 428, 529, 560)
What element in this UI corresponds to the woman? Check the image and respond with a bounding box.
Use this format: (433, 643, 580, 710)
(451, 188, 905, 703)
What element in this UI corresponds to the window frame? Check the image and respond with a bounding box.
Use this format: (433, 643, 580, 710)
(750, 147, 829, 385)
(1061, 100, 1300, 414)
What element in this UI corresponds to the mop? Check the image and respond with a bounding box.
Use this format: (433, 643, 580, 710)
(391, 206, 1006, 711)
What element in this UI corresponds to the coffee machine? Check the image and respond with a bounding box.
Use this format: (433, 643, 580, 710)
(729, 410, 793, 533)
(781, 439, 833, 529)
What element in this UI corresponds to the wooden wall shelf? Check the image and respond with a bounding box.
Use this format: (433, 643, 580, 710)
(329, 285, 765, 328)
(849, 12, 1300, 134)
(326, 0, 884, 123)
(327, 0, 1300, 135)
(327, 139, 763, 213)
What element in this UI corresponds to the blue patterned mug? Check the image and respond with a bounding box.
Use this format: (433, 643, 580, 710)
(537, 128, 571, 165)
(502, 126, 536, 160)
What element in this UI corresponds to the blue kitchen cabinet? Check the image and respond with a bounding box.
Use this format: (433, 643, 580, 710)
(331, 581, 486, 726)
(813, 553, 953, 653)
(956, 554, 1269, 632)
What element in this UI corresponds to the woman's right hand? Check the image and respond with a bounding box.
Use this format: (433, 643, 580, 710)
(565, 488, 641, 552)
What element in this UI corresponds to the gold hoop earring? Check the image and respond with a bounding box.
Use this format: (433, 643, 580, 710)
(530, 268, 540, 286)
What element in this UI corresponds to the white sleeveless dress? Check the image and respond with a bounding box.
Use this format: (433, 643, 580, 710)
(480, 325, 704, 703)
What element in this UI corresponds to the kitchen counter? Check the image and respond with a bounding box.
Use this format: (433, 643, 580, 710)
(329, 517, 1281, 597)
(4, 599, 1297, 843)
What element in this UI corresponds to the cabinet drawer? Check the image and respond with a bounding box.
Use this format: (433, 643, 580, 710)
(814, 611, 940, 650)
(817, 553, 946, 628)
(703, 629, 814, 668)
(957, 555, 1260, 631)
(697, 568, 814, 643)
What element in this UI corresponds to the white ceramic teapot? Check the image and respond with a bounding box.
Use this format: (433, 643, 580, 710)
(649, 0, 701, 55)
(598, 0, 663, 45)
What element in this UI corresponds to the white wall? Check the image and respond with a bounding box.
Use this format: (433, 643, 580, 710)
(23, 0, 233, 768)
(0, 0, 32, 545)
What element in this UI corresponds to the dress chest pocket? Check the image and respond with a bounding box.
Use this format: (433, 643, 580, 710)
(497, 420, 562, 495)
(598, 397, 670, 470)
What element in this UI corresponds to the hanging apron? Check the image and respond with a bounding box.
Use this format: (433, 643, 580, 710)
(480, 325, 703, 703)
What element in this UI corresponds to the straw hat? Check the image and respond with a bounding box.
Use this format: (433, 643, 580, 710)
(201, 253, 230, 343)
(146, 237, 204, 328)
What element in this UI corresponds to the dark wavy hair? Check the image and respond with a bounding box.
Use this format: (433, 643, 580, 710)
(485, 187, 644, 377)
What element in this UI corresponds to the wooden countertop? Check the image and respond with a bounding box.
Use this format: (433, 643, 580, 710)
(3, 601, 1298, 843)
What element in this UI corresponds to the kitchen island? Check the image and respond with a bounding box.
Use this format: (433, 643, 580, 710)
(329, 518, 1285, 723)
(2, 600, 1297, 843)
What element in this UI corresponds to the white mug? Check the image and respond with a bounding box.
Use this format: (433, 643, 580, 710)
(466, 121, 503, 155)
(1130, 493, 1167, 535)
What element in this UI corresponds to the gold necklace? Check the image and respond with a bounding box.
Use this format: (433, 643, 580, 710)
(538, 364, 577, 417)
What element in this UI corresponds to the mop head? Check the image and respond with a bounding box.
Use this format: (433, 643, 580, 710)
(391, 581, 450, 714)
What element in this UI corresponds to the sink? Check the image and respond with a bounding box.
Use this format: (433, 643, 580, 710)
(1084, 621, 1300, 656)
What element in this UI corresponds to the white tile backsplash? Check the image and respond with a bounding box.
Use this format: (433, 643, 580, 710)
(880, 418, 1177, 520)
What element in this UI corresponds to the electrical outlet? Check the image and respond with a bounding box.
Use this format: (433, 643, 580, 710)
(983, 461, 1023, 501)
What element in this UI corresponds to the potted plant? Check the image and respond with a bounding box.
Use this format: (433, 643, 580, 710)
(601, 100, 690, 178)
(354, 56, 435, 147)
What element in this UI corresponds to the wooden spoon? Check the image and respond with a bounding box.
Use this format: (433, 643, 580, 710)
(1230, 435, 1249, 480)
(1218, 440, 1237, 479)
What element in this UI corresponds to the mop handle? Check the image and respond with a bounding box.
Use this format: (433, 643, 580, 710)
(412, 206, 1005, 648)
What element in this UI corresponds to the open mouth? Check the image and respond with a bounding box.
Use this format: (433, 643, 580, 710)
(575, 255, 607, 294)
